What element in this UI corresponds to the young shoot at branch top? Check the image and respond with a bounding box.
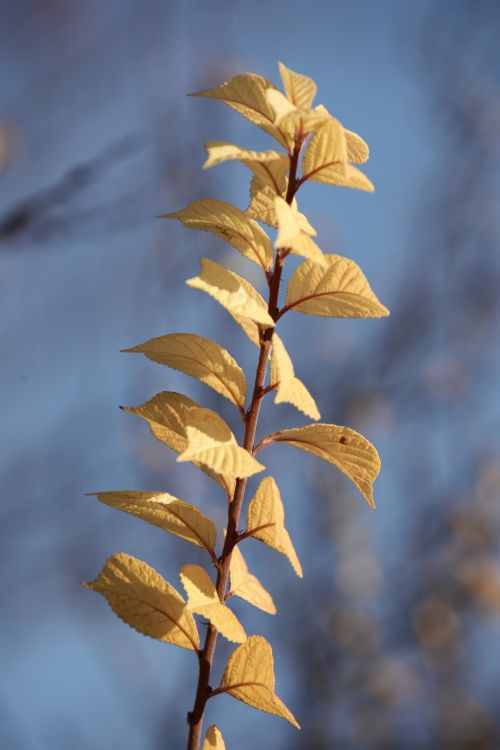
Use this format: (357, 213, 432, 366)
(85, 61, 389, 750)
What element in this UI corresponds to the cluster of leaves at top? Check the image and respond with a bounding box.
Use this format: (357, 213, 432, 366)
(86, 62, 389, 750)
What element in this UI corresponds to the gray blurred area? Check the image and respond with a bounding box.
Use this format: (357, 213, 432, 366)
(1, 1, 500, 749)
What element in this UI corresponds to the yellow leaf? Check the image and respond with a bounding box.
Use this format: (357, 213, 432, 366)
(203, 726, 225, 750)
(203, 141, 289, 194)
(229, 544, 276, 615)
(189, 73, 286, 147)
(180, 564, 246, 644)
(219, 635, 299, 728)
(161, 200, 273, 272)
(344, 129, 370, 164)
(284, 254, 389, 319)
(265, 88, 297, 121)
(91, 491, 216, 553)
(265, 424, 381, 508)
(274, 196, 326, 266)
(278, 62, 317, 109)
(85, 554, 199, 651)
(123, 333, 247, 411)
(247, 179, 280, 228)
(122, 392, 235, 497)
(247, 477, 302, 577)
(177, 406, 264, 480)
(301, 119, 348, 184)
(270, 334, 320, 420)
(323, 163, 374, 192)
(187, 258, 274, 335)
(313, 106, 370, 164)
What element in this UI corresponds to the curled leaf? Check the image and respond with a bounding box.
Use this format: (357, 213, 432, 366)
(180, 564, 246, 644)
(203, 726, 225, 750)
(122, 391, 235, 497)
(204, 141, 288, 194)
(219, 635, 299, 728)
(177, 406, 264, 480)
(229, 544, 276, 615)
(247, 477, 302, 577)
(187, 258, 274, 343)
(284, 254, 389, 319)
(161, 200, 273, 272)
(85, 554, 199, 651)
(91, 491, 216, 553)
(189, 72, 285, 146)
(274, 197, 326, 266)
(264, 424, 381, 508)
(123, 333, 247, 411)
(270, 334, 320, 420)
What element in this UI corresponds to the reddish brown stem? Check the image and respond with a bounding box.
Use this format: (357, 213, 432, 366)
(185, 141, 302, 750)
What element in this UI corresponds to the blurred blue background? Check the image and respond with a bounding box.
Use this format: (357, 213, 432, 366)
(1, 1, 500, 748)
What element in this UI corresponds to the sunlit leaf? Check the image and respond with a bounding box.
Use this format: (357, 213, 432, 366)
(203, 141, 289, 194)
(180, 564, 246, 643)
(322, 163, 374, 192)
(189, 73, 286, 146)
(264, 424, 381, 508)
(247, 477, 302, 577)
(301, 119, 347, 184)
(187, 258, 274, 336)
(274, 196, 326, 266)
(85, 554, 199, 651)
(219, 635, 299, 728)
(229, 544, 276, 615)
(91, 491, 216, 553)
(265, 88, 297, 121)
(270, 334, 320, 420)
(203, 726, 225, 750)
(177, 406, 264, 480)
(122, 392, 235, 497)
(344, 128, 370, 164)
(161, 200, 273, 272)
(123, 333, 247, 411)
(284, 254, 389, 319)
(278, 62, 317, 109)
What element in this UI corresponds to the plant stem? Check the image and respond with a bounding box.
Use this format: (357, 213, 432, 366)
(185, 141, 301, 750)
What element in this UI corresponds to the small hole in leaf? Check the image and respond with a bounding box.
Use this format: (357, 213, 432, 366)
(339, 436, 348, 445)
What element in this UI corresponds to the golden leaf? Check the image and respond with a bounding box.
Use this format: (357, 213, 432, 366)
(270, 334, 320, 420)
(203, 726, 225, 750)
(278, 62, 317, 109)
(322, 163, 374, 192)
(85, 554, 199, 651)
(177, 406, 264, 480)
(313, 106, 369, 164)
(91, 491, 216, 553)
(180, 564, 246, 644)
(123, 333, 247, 411)
(229, 544, 276, 615)
(161, 200, 273, 272)
(189, 73, 287, 147)
(265, 88, 297, 121)
(301, 119, 348, 184)
(203, 141, 289, 194)
(122, 392, 235, 497)
(247, 477, 302, 578)
(186, 258, 274, 337)
(344, 129, 370, 164)
(219, 635, 299, 728)
(284, 254, 389, 319)
(247, 179, 280, 228)
(274, 196, 326, 266)
(265, 424, 381, 508)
